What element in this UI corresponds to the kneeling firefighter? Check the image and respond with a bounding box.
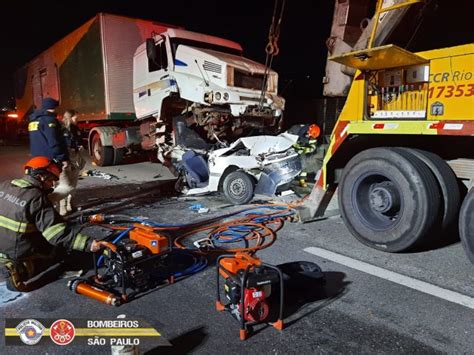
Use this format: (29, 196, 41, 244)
(0, 157, 102, 291)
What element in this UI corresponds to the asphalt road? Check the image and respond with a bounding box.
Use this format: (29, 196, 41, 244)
(0, 143, 473, 354)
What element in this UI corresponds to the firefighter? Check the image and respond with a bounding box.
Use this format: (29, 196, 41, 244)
(0, 157, 102, 292)
(292, 124, 321, 187)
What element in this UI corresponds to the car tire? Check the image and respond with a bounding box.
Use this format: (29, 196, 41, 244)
(223, 171, 255, 205)
(459, 188, 474, 264)
(92, 134, 113, 166)
(338, 147, 440, 252)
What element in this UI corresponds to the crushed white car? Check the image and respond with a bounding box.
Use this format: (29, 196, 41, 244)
(172, 126, 302, 204)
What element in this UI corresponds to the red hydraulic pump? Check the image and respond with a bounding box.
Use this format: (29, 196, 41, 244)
(216, 252, 284, 340)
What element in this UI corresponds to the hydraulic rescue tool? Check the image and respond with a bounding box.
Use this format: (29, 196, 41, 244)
(69, 224, 177, 306)
(215, 252, 285, 340)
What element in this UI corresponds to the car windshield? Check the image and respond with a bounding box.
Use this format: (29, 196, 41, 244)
(170, 37, 242, 58)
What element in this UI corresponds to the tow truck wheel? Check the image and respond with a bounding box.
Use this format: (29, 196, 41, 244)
(392, 148, 460, 232)
(459, 188, 474, 264)
(91, 134, 113, 166)
(223, 171, 255, 205)
(339, 147, 440, 252)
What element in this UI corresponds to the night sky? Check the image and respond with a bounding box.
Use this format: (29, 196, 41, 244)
(0, 0, 334, 108)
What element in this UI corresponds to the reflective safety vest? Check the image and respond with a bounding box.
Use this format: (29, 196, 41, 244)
(0, 176, 90, 262)
(293, 138, 317, 155)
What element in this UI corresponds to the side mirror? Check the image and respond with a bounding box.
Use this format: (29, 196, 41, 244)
(146, 38, 157, 61)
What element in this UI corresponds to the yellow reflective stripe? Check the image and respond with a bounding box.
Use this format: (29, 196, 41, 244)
(0, 216, 32, 233)
(28, 122, 39, 131)
(43, 223, 66, 241)
(11, 179, 32, 188)
(72, 233, 88, 251)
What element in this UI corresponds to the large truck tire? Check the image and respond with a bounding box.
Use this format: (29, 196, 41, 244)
(338, 147, 440, 252)
(91, 134, 114, 166)
(223, 171, 255, 205)
(392, 148, 460, 231)
(459, 188, 474, 264)
(113, 148, 125, 165)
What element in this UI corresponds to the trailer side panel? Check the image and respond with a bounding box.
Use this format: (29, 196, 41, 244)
(101, 14, 171, 121)
(59, 17, 106, 120)
(14, 16, 106, 123)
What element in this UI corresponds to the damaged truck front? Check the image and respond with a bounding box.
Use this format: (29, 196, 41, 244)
(133, 29, 284, 163)
(14, 13, 284, 167)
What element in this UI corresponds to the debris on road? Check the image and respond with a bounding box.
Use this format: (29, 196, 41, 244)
(82, 170, 119, 180)
(188, 203, 204, 211)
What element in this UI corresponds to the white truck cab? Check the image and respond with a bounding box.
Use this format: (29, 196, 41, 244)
(133, 28, 285, 153)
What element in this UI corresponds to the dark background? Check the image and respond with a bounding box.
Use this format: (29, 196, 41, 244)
(0, 0, 333, 109)
(0, 0, 471, 125)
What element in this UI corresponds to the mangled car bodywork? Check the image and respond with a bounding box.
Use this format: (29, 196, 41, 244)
(174, 132, 302, 204)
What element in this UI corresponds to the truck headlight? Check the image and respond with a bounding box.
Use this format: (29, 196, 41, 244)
(215, 92, 221, 101)
(204, 92, 213, 103)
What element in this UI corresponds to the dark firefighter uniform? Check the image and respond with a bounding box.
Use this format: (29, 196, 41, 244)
(292, 124, 320, 187)
(0, 176, 91, 290)
(28, 109, 69, 162)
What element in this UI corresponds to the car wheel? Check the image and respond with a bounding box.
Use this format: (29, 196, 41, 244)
(223, 171, 255, 205)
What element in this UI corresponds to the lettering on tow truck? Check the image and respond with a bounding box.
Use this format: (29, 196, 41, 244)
(430, 71, 473, 83)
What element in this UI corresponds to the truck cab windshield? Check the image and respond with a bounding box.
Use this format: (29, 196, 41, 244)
(170, 38, 242, 58)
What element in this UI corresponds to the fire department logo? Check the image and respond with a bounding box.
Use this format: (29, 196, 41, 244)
(50, 319, 75, 346)
(15, 319, 45, 345)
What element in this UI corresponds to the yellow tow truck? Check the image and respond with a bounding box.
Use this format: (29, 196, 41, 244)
(298, 0, 474, 263)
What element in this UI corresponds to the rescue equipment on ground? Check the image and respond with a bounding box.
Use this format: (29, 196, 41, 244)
(69, 205, 296, 305)
(68, 224, 206, 306)
(215, 252, 284, 340)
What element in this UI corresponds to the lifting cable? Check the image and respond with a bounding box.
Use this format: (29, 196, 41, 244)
(258, 0, 286, 110)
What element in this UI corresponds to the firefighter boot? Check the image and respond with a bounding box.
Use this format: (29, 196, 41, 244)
(299, 171, 308, 188)
(4, 261, 32, 292)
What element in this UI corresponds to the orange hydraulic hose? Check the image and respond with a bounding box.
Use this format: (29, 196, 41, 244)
(174, 220, 279, 253)
(96, 241, 118, 253)
(95, 203, 297, 254)
(73, 282, 120, 306)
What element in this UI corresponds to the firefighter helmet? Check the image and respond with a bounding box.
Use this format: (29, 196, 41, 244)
(308, 124, 321, 139)
(24, 156, 62, 180)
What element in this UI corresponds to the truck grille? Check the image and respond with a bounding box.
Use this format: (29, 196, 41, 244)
(203, 61, 222, 74)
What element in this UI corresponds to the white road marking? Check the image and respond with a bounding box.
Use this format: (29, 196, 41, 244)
(304, 247, 474, 310)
